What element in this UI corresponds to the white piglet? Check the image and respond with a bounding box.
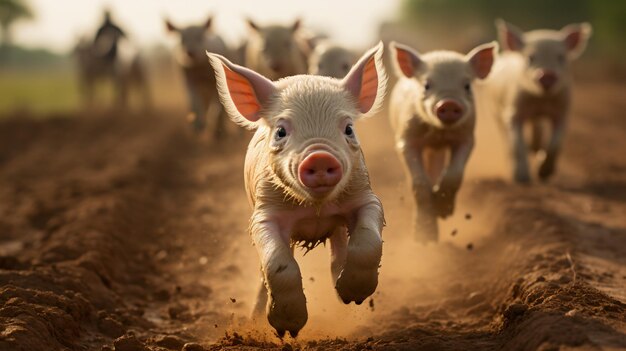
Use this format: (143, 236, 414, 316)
(207, 43, 386, 337)
(486, 20, 592, 183)
(389, 41, 497, 242)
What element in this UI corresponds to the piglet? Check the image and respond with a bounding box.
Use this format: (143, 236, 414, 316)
(487, 20, 592, 183)
(309, 42, 357, 78)
(245, 19, 309, 80)
(388, 41, 497, 242)
(207, 43, 386, 337)
(166, 16, 229, 134)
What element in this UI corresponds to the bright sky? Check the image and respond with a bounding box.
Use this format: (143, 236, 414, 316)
(13, 0, 403, 53)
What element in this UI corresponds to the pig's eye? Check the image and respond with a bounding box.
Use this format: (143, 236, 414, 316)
(464, 83, 471, 93)
(424, 81, 431, 91)
(275, 126, 288, 140)
(344, 124, 355, 137)
(529, 55, 536, 64)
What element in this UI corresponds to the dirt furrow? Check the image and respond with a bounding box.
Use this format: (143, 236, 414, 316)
(0, 80, 625, 351)
(0, 112, 212, 350)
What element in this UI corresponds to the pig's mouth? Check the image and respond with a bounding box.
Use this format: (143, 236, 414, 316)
(268, 59, 287, 74)
(183, 50, 206, 65)
(308, 185, 336, 195)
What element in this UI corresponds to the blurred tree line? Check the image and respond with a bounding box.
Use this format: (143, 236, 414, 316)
(398, 0, 626, 61)
(0, 0, 66, 69)
(0, 0, 32, 46)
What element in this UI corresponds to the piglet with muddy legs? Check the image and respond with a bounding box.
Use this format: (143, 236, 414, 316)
(388, 41, 497, 242)
(207, 43, 387, 338)
(483, 20, 592, 183)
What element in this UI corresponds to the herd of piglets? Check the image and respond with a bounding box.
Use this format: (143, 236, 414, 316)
(166, 16, 592, 337)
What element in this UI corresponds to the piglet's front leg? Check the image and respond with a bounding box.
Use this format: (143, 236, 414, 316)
(402, 146, 438, 242)
(251, 216, 307, 337)
(432, 139, 474, 218)
(335, 199, 383, 305)
(509, 119, 531, 184)
(538, 118, 566, 181)
(185, 81, 207, 132)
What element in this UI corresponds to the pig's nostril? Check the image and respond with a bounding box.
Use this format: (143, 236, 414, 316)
(435, 99, 464, 124)
(298, 151, 343, 191)
(538, 71, 558, 90)
(270, 62, 283, 72)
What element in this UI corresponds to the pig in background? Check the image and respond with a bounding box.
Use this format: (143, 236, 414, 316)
(165, 16, 229, 136)
(74, 11, 151, 111)
(207, 43, 387, 337)
(481, 20, 592, 183)
(388, 41, 497, 242)
(245, 19, 310, 80)
(308, 42, 357, 79)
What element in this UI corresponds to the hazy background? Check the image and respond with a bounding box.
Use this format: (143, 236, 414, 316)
(12, 0, 402, 52)
(1, 0, 624, 115)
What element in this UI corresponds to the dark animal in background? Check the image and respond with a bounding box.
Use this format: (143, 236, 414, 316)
(74, 10, 151, 111)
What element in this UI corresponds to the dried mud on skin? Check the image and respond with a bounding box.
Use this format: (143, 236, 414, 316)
(1, 82, 626, 351)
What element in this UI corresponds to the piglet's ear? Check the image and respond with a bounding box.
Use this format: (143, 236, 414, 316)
(291, 18, 302, 33)
(466, 41, 498, 79)
(203, 16, 213, 30)
(341, 41, 387, 117)
(207, 53, 277, 129)
(246, 18, 260, 32)
(165, 19, 178, 33)
(390, 41, 423, 78)
(561, 23, 592, 59)
(496, 19, 524, 51)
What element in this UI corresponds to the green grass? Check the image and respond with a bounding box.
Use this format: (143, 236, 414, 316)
(0, 68, 81, 116)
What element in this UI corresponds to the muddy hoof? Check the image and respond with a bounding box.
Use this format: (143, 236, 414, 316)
(276, 329, 286, 338)
(355, 299, 364, 305)
(538, 162, 554, 181)
(414, 231, 438, 244)
(341, 297, 350, 304)
(289, 329, 299, 338)
(514, 172, 531, 184)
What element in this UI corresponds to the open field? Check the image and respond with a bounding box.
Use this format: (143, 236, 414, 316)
(0, 68, 79, 115)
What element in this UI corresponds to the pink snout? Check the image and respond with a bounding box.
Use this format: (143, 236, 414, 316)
(269, 61, 284, 73)
(435, 99, 465, 125)
(298, 151, 343, 193)
(538, 70, 558, 91)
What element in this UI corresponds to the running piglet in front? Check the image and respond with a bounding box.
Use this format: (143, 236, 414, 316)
(207, 43, 386, 337)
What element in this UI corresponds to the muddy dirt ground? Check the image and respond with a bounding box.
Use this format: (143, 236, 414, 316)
(0, 80, 625, 351)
